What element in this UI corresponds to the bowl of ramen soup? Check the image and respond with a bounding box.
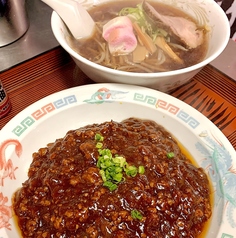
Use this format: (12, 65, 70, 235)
(51, 0, 229, 92)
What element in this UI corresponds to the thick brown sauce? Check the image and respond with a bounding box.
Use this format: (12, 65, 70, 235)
(175, 143, 213, 238)
(13, 118, 212, 238)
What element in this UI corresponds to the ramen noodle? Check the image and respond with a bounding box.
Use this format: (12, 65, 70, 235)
(68, 0, 209, 73)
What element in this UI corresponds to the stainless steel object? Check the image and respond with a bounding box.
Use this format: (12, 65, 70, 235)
(0, 0, 29, 47)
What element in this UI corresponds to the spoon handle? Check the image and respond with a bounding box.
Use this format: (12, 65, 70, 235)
(41, 0, 95, 39)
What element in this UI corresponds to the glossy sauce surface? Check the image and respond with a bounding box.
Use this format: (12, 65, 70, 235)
(13, 118, 212, 237)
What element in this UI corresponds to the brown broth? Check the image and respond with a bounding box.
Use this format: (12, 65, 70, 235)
(67, 0, 209, 73)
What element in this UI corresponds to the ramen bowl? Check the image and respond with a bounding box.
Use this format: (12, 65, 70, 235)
(51, 0, 229, 93)
(0, 84, 236, 237)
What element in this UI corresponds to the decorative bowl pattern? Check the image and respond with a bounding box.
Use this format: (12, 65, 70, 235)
(0, 84, 235, 237)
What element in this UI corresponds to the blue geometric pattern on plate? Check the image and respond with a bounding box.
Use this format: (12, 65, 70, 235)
(12, 95, 77, 136)
(12, 117, 35, 137)
(133, 92, 200, 129)
(177, 110, 200, 129)
(133, 93, 156, 105)
(54, 95, 77, 108)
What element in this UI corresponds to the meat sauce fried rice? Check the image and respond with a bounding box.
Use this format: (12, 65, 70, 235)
(13, 118, 212, 238)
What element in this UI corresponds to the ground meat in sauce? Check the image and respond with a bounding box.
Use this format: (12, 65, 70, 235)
(13, 118, 212, 238)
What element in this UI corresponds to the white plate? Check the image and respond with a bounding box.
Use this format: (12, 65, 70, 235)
(0, 83, 235, 237)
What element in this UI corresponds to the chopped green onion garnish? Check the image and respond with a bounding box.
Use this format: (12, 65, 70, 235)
(125, 165, 138, 177)
(95, 136, 145, 191)
(112, 172, 123, 182)
(95, 133, 104, 142)
(113, 156, 126, 167)
(103, 181, 117, 191)
(131, 209, 143, 220)
(119, 3, 168, 40)
(138, 165, 145, 174)
(167, 152, 175, 158)
(96, 142, 103, 148)
(99, 169, 107, 182)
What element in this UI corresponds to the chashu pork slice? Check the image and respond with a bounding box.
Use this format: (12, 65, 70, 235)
(142, 1, 204, 49)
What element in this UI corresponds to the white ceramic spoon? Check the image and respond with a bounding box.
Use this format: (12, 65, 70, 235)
(41, 0, 95, 39)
